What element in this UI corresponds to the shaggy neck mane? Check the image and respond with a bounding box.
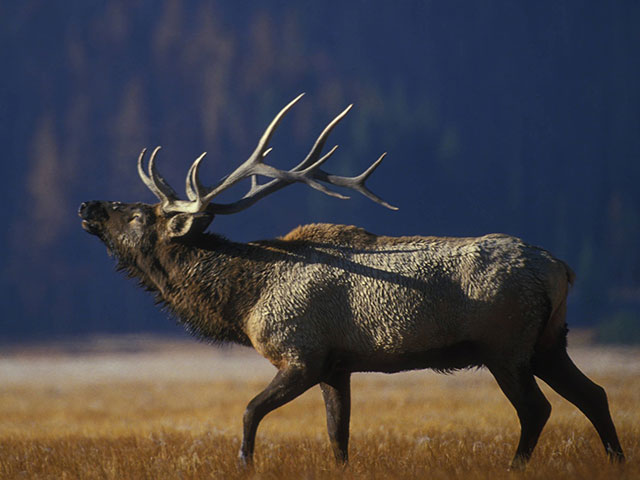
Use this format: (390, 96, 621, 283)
(116, 232, 266, 346)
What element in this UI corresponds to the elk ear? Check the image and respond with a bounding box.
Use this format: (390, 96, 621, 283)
(166, 212, 214, 238)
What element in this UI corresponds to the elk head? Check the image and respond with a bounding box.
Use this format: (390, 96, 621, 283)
(79, 94, 396, 260)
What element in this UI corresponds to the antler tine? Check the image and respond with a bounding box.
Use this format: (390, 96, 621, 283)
(138, 147, 171, 205)
(185, 152, 207, 201)
(148, 147, 179, 203)
(319, 153, 399, 210)
(251, 93, 305, 163)
(185, 161, 197, 201)
(137, 147, 151, 184)
(190, 152, 209, 205)
(290, 104, 353, 173)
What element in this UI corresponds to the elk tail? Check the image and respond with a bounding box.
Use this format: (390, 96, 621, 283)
(536, 260, 576, 352)
(561, 259, 576, 287)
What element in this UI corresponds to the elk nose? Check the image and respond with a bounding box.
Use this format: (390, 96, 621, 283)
(78, 201, 102, 220)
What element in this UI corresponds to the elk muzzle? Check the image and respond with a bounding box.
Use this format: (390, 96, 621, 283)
(79, 201, 107, 235)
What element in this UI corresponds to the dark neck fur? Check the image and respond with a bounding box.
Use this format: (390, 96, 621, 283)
(118, 233, 267, 346)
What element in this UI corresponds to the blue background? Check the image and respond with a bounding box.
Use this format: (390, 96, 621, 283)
(1, 1, 639, 340)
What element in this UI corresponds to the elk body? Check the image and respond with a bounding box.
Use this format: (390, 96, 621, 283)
(79, 95, 624, 468)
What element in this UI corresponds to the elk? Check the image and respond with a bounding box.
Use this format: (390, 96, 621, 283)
(79, 94, 624, 469)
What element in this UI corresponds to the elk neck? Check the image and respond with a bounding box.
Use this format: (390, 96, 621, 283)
(127, 232, 275, 346)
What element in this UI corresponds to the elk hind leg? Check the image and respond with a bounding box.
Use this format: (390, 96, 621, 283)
(533, 347, 625, 462)
(489, 362, 551, 469)
(320, 371, 351, 464)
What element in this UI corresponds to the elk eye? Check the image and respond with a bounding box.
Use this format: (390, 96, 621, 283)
(129, 212, 143, 223)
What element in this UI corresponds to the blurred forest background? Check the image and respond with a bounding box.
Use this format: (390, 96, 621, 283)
(1, 1, 639, 342)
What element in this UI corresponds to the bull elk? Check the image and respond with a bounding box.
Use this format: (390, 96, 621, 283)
(79, 94, 624, 468)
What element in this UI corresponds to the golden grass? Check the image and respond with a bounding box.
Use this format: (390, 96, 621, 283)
(1, 340, 638, 479)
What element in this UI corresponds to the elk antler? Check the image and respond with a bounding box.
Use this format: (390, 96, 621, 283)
(137, 94, 397, 215)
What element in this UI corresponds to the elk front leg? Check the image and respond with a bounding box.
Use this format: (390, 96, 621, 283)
(239, 366, 318, 467)
(320, 371, 351, 464)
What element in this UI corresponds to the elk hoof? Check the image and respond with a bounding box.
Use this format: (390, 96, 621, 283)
(607, 448, 625, 464)
(238, 450, 253, 470)
(508, 456, 528, 471)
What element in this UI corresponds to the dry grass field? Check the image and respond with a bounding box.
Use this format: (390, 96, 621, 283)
(1, 335, 638, 479)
